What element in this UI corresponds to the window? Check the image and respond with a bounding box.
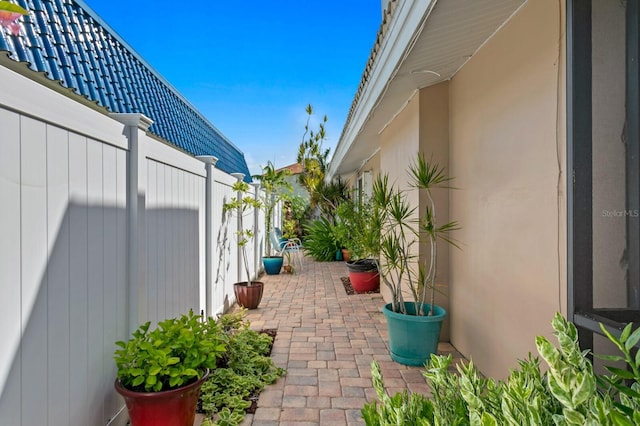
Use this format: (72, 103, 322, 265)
(568, 0, 640, 348)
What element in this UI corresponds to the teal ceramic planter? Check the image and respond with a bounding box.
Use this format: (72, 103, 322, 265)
(262, 256, 283, 275)
(382, 302, 446, 366)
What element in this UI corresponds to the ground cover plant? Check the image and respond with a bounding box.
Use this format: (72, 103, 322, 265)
(199, 310, 286, 426)
(363, 313, 640, 425)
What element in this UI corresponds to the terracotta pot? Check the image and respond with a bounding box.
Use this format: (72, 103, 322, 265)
(115, 369, 209, 426)
(341, 249, 351, 262)
(283, 265, 293, 273)
(234, 281, 264, 309)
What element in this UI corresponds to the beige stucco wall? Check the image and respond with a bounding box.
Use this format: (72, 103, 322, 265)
(419, 82, 451, 340)
(359, 151, 381, 179)
(448, 0, 566, 379)
(378, 93, 422, 319)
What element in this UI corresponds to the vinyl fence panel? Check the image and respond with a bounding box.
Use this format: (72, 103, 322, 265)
(0, 64, 257, 425)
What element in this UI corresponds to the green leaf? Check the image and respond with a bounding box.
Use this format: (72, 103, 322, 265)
(605, 366, 635, 380)
(610, 410, 634, 426)
(563, 408, 585, 425)
(146, 375, 157, 387)
(132, 376, 145, 387)
(598, 354, 625, 363)
(0, 2, 28, 15)
(624, 327, 640, 351)
(620, 323, 633, 344)
(183, 368, 198, 377)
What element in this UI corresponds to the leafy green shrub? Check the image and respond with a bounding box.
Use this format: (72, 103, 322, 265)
(303, 217, 340, 261)
(334, 198, 381, 261)
(362, 313, 640, 425)
(199, 310, 286, 425)
(114, 310, 226, 392)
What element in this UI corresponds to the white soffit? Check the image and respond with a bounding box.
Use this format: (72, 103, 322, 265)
(330, 0, 527, 178)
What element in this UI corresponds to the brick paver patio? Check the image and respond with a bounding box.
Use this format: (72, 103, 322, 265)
(197, 258, 465, 425)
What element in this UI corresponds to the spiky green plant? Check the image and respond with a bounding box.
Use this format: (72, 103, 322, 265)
(371, 155, 459, 315)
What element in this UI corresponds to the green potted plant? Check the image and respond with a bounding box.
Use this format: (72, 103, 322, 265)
(113, 310, 226, 426)
(283, 250, 295, 274)
(336, 197, 382, 293)
(372, 154, 459, 365)
(253, 161, 292, 274)
(223, 179, 264, 309)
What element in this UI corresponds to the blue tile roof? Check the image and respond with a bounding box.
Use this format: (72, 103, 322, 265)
(0, 0, 251, 180)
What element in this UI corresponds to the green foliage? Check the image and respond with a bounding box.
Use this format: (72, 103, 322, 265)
(0, 1, 28, 14)
(199, 312, 286, 426)
(371, 155, 460, 316)
(363, 313, 640, 426)
(334, 197, 381, 261)
(252, 161, 292, 255)
(223, 181, 262, 285)
(282, 194, 309, 240)
(297, 104, 330, 200)
(312, 178, 350, 221)
(362, 361, 434, 426)
(303, 217, 340, 261)
(114, 310, 226, 392)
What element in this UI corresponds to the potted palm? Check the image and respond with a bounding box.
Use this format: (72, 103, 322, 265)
(223, 179, 264, 309)
(252, 161, 292, 274)
(373, 155, 459, 366)
(114, 310, 226, 426)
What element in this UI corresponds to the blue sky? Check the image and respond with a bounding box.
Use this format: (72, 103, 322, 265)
(84, 0, 382, 175)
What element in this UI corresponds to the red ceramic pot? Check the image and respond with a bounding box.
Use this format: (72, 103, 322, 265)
(346, 259, 380, 293)
(115, 369, 209, 426)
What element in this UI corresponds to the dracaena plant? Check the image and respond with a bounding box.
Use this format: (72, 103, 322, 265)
(114, 310, 226, 392)
(223, 181, 262, 285)
(371, 154, 459, 316)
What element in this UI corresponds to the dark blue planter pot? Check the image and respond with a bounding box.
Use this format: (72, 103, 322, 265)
(382, 302, 446, 366)
(262, 256, 283, 275)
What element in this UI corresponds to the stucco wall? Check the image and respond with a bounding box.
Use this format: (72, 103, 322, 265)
(379, 93, 421, 307)
(448, 0, 566, 379)
(419, 82, 451, 341)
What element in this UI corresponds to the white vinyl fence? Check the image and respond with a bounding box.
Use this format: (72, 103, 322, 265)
(0, 65, 264, 425)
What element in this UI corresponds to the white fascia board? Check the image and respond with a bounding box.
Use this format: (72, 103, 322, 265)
(328, 0, 435, 179)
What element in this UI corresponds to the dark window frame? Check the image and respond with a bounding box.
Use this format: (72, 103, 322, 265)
(567, 0, 640, 347)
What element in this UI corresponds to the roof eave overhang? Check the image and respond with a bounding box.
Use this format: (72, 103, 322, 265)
(328, 0, 528, 180)
(328, 0, 436, 180)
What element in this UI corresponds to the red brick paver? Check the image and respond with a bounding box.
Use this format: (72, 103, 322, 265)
(197, 258, 466, 426)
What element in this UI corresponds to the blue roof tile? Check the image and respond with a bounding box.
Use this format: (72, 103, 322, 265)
(0, 0, 251, 180)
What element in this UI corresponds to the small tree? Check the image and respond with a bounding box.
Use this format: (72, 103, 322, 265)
(297, 104, 330, 201)
(372, 155, 460, 316)
(223, 181, 262, 285)
(252, 161, 292, 256)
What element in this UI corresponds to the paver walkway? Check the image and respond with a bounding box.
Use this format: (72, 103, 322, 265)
(198, 258, 465, 425)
